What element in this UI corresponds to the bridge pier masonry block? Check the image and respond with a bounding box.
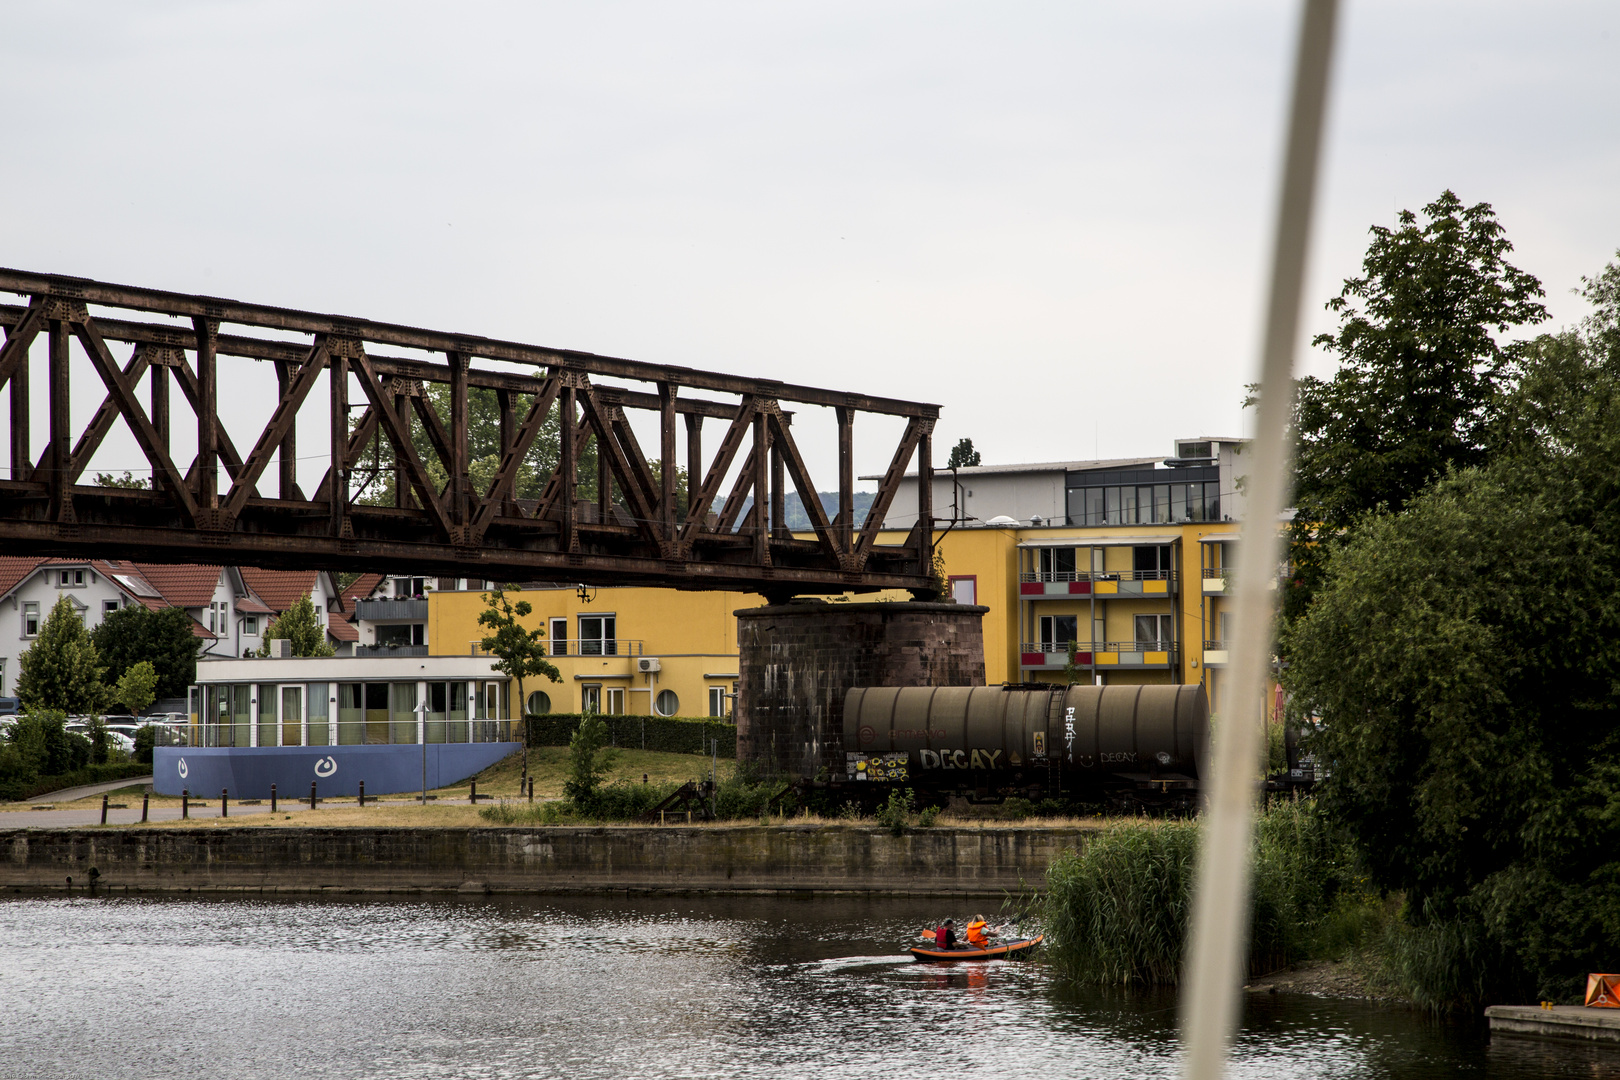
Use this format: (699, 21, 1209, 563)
(735, 600, 989, 778)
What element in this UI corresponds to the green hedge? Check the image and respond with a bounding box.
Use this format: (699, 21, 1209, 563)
(1, 762, 153, 803)
(523, 714, 736, 757)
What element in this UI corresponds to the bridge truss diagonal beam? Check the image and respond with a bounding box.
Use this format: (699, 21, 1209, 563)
(0, 268, 941, 597)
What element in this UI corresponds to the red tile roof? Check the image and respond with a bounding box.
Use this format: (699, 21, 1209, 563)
(341, 573, 386, 610)
(130, 563, 224, 608)
(0, 557, 47, 600)
(327, 616, 359, 642)
(237, 568, 319, 615)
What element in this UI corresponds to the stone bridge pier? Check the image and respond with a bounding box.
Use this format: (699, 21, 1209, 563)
(734, 600, 988, 779)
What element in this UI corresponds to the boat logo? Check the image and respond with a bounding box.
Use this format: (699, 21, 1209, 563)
(177, 758, 189, 779)
(314, 756, 338, 778)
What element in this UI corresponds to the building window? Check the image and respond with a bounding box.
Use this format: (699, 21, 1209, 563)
(655, 689, 679, 717)
(526, 690, 551, 716)
(605, 687, 625, 715)
(375, 623, 425, 647)
(1038, 548, 1076, 581)
(1133, 545, 1174, 579)
(708, 687, 728, 718)
(948, 575, 977, 606)
(313, 605, 323, 621)
(549, 618, 568, 656)
(1134, 614, 1174, 652)
(242, 615, 259, 636)
(581, 684, 602, 713)
(208, 601, 230, 634)
(392, 577, 426, 598)
(22, 602, 40, 637)
(579, 614, 617, 656)
(57, 569, 85, 587)
(1039, 614, 1079, 652)
(1067, 481, 1221, 525)
(103, 600, 120, 617)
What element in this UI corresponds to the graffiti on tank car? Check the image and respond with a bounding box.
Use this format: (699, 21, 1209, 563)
(1064, 706, 1076, 764)
(1098, 752, 1139, 764)
(917, 748, 1005, 770)
(892, 728, 946, 741)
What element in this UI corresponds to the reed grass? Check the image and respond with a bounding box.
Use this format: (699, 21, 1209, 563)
(1044, 798, 1379, 986)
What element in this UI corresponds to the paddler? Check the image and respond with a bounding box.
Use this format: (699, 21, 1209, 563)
(934, 919, 957, 949)
(964, 914, 994, 949)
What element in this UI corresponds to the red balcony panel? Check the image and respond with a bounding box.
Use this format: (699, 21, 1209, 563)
(1021, 653, 1047, 666)
(1069, 581, 1090, 594)
(1020, 583, 1043, 595)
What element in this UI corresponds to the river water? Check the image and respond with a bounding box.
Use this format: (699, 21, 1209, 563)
(0, 894, 1613, 1080)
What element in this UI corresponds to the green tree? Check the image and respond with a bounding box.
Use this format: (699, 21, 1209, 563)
(1280, 191, 1548, 622)
(1285, 254, 1620, 1007)
(93, 605, 202, 701)
(258, 594, 335, 657)
(93, 470, 149, 489)
(947, 437, 981, 469)
(111, 661, 158, 716)
(2, 709, 89, 778)
(477, 586, 561, 782)
(562, 713, 618, 807)
(15, 596, 105, 714)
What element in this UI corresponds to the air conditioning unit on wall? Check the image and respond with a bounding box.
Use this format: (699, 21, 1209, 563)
(637, 657, 661, 673)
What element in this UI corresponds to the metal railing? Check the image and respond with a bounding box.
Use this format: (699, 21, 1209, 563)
(192, 718, 518, 748)
(1020, 569, 1178, 583)
(354, 598, 430, 621)
(356, 644, 430, 657)
(1019, 640, 1178, 655)
(1203, 639, 1229, 651)
(467, 639, 645, 657)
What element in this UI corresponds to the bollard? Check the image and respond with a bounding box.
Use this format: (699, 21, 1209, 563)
(101, 794, 108, 825)
(221, 788, 228, 818)
(311, 780, 318, 809)
(527, 776, 534, 802)
(141, 793, 149, 823)
(358, 780, 365, 807)
(182, 789, 189, 819)
(643, 773, 648, 785)
(270, 784, 277, 813)
(469, 780, 477, 804)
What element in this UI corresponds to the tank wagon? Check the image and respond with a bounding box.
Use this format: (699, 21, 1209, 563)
(842, 683, 1210, 810)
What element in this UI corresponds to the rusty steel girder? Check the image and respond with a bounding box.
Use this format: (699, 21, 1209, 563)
(0, 268, 938, 599)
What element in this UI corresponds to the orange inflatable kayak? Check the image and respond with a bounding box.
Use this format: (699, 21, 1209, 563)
(908, 934, 1043, 962)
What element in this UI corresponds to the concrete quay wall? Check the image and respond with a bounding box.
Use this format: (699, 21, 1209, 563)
(0, 825, 1087, 897)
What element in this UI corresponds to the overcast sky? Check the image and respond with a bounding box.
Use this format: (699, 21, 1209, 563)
(3, 1, 1617, 485)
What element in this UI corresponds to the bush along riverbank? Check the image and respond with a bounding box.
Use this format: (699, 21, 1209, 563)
(1043, 800, 1394, 995)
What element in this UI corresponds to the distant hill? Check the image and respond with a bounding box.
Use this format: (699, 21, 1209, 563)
(722, 491, 878, 531)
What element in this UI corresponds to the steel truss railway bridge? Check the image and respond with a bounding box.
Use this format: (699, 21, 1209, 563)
(0, 269, 940, 600)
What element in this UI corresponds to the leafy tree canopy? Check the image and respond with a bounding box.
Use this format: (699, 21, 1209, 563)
(111, 661, 158, 716)
(478, 586, 562, 777)
(946, 438, 981, 469)
(259, 594, 335, 657)
(92, 605, 203, 701)
(1279, 191, 1548, 621)
(1286, 252, 1620, 1006)
(16, 596, 105, 714)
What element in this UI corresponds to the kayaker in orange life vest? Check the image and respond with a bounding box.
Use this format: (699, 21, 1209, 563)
(964, 915, 994, 949)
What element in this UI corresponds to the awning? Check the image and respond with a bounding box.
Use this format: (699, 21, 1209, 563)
(1016, 535, 1182, 549)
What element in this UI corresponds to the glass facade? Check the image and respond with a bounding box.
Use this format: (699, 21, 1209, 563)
(193, 680, 510, 748)
(1065, 465, 1222, 526)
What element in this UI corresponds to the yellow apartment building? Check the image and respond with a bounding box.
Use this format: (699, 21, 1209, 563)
(423, 438, 1249, 718)
(428, 585, 752, 719)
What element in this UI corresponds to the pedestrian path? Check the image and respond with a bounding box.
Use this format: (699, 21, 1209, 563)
(26, 776, 154, 804)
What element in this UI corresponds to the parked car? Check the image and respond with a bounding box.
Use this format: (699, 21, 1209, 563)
(0, 697, 20, 716)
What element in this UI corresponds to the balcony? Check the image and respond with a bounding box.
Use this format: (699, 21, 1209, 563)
(1018, 640, 1177, 670)
(1019, 570, 1176, 599)
(1202, 568, 1228, 594)
(1202, 640, 1229, 667)
(355, 598, 429, 621)
(355, 644, 430, 658)
(468, 639, 646, 657)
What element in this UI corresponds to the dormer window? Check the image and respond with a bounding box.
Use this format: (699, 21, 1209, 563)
(57, 569, 86, 587)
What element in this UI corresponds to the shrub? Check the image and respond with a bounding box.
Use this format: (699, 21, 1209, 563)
(524, 714, 735, 757)
(562, 715, 618, 805)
